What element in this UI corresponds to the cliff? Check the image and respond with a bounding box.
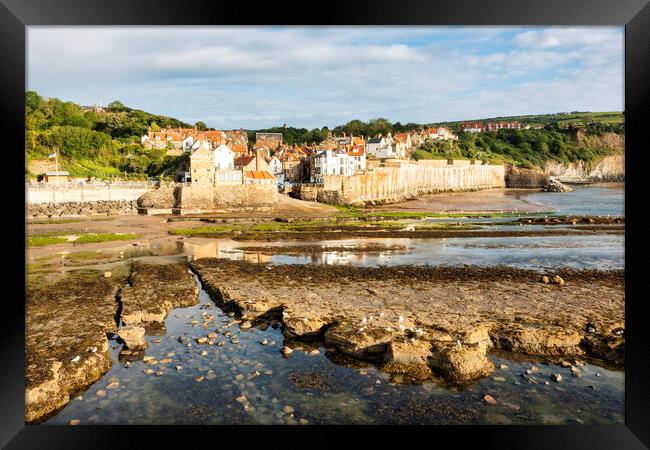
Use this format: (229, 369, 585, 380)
(544, 154, 624, 183)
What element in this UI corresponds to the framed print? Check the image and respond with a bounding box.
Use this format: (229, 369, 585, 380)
(2, 0, 649, 448)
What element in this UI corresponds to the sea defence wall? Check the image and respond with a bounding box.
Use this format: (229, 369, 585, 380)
(26, 200, 139, 218)
(294, 161, 505, 205)
(26, 184, 156, 204)
(177, 184, 279, 211)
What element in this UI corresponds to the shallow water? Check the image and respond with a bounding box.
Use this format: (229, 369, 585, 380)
(46, 274, 624, 425)
(520, 183, 624, 216)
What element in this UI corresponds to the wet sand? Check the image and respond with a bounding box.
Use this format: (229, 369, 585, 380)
(367, 188, 551, 213)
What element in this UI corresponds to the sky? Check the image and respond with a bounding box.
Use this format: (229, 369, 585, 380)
(27, 26, 624, 130)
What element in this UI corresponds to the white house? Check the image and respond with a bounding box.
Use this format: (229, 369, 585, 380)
(347, 146, 366, 172)
(213, 144, 235, 170)
(268, 156, 284, 184)
(366, 134, 398, 159)
(311, 149, 355, 183)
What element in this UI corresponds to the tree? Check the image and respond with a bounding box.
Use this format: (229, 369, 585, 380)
(195, 121, 208, 131)
(150, 121, 161, 132)
(107, 100, 127, 112)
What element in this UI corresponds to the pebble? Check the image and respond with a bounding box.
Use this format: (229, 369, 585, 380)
(561, 360, 571, 368)
(551, 373, 562, 382)
(201, 350, 208, 356)
(240, 321, 252, 329)
(69, 419, 80, 426)
(195, 376, 205, 382)
(283, 405, 295, 414)
(309, 349, 320, 356)
(281, 346, 293, 356)
(260, 339, 268, 345)
(103, 271, 112, 278)
(483, 394, 497, 405)
(106, 382, 119, 389)
(553, 275, 565, 286)
(96, 390, 106, 397)
(155, 371, 164, 377)
(541, 276, 549, 284)
(499, 364, 508, 370)
(208, 332, 218, 339)
(299, 418, 309, 425)
(175, 366, 183, 371)
(236, 395, 248, 403)
(144, 368, 154, 375)
(492, 376, 506, 382)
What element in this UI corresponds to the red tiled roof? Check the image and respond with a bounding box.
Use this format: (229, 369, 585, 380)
(230, 144, 248, 154)
(235, 155, 256, 167)
(347, 146, 364, 157)
(244, 170, 275, 180)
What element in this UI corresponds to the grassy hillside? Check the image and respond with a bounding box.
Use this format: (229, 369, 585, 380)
(411, 125, 623, 169)
(25, 92, 195, 180)
(435, 111, 624, 128)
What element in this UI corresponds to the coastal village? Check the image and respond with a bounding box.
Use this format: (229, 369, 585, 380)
(140, 125, 465, 187)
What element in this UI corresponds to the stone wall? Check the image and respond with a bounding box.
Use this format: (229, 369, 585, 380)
(26, 200, 138, 218)
(178, 184, 278, 211)
(296, 162, 505, 205)
(27, 185, 154, 204)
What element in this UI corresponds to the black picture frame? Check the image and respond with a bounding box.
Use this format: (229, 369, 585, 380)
(3, 0, 649, 448)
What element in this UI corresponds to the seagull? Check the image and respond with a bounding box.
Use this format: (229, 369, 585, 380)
(398, 316, 404, 323)
(361, 317, 367, 325)
(456, 339, 462, 348)
(71, 355, 80, 363)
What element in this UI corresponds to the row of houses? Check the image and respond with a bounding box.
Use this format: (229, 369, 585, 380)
(189, 144, 276, 187)
(459, 121, 544, 133)
(141, 127, 249, 155)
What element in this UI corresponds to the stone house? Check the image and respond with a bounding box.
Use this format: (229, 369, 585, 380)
(255, 132, 283, 152)
(189, 146, 215, 185)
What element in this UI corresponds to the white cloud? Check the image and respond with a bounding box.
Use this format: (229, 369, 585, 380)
(27, 26, 623, 129)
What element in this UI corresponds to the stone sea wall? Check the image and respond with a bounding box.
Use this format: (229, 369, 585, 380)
(27, 185, 154, 204)
(177, 184, 279, 211)
(26, 200, 138, 218)
(296, 162, 505, 205)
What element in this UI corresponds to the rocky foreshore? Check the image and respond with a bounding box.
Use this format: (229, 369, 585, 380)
(25, 262, 199, 423)
(25, 272, 126, 423)
(119, 262, 200, 327)
(190, 260, 624, 383)
(26, 200, 139, 218)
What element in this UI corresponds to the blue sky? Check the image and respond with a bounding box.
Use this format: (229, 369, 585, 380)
(27, 26, 623, 129)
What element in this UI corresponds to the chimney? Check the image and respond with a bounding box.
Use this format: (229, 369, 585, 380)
(255, 149, 262, 171)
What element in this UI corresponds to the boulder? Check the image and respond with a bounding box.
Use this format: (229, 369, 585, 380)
(382, 337, 433, 379)
(543, 179, 574, 193)
(429, 342, 495, 382)
(117, 325, 147, 350)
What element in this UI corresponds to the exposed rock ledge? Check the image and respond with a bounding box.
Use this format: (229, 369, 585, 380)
(120, 262, 199, 327)
(25, 262, 199, 423)
(26, 272, 125, 423)
(191, 260, 624, 383)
